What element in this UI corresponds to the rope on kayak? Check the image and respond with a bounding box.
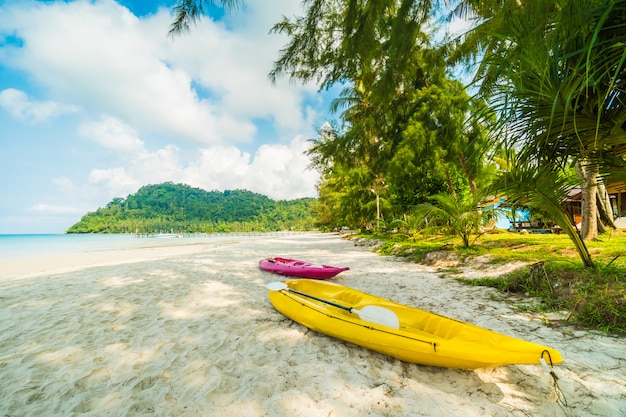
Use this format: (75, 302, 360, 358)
(540, 350, 567, 407)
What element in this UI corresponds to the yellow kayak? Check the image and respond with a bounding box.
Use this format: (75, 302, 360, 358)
(267, 279, 563, 369)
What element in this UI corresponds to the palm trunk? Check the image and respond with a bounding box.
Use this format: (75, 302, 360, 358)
(457, 152, 478, 195)
(577, 161, 598, 241)
(564, 222, 595, 268)
(444, 168, 457, 197)
(596, 180, 616, 233)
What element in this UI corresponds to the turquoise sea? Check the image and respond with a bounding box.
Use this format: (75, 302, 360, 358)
(0, 232, 293, 262)
(0, 234, 149, 261)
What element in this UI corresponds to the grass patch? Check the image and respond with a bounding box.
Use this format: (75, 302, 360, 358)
(361, 231, 626, 334)
(374, 234, 451, 262)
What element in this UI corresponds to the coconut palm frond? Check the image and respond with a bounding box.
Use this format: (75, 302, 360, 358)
(413, 193, 485, 248)
(491, 163, 594, 268)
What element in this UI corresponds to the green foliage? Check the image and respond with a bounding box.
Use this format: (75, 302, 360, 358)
(489, 162, 595, 267)
(412, 193, 486, 248)
(459, 0, 626, 243)
(375, 234, 451, 262)
(272, 0, 492, 232)
(66, 183, 316, 233)
(366, 231, 626, 333)
(470, 0, 626, 169)
(462, 261, 626, 333)
(164, 0, 626, 332)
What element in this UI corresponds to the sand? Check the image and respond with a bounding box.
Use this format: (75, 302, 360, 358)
(0, 232, 624, 417)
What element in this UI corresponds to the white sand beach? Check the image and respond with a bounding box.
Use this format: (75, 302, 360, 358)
(1, 232, 624, 416)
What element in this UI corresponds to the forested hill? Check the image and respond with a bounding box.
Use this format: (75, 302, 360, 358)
(66, 182, 317, 233)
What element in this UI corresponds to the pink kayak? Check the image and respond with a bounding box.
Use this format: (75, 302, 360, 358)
(259, 257, 349, 279)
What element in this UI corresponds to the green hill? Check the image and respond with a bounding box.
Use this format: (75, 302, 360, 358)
(66, 182, 317, 233)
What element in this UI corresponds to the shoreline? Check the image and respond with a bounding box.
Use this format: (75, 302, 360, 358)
(0, 239, 220, 282)
(1, 232, 624, 416)
(0, 232, 304, 282)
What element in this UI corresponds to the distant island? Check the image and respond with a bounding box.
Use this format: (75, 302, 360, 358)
(66, 182, 317, 233)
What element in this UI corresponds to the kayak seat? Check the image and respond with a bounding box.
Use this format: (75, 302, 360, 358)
(334, 290, 363, 306)
(416, 316, 463, 339)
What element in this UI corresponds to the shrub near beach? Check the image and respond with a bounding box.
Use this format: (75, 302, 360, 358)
(371, 232, 626, 334)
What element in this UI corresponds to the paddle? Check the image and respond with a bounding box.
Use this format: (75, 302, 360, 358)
(267, 282, 400, 329)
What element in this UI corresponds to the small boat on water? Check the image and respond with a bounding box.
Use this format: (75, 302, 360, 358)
(267, 279, 563, 369)
(259, 257, 349, 279)
(156, 232, 181, 238)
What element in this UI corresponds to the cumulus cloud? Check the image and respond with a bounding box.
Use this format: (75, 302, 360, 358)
(88, 166, 141, 191)
(245, 138, 318, 199)
(28, 203, 86, 215)
(0, 88, 78, 123)
(0, 0, 317, 145)
(0, 0, 327, 232)
(78, 116, 145, 153)
(79, 136, 317, 202)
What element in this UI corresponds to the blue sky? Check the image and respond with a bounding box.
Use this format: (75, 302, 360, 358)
(0, 0, 337, 233)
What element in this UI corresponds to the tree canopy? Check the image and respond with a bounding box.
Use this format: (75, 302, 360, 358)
(167, 0, 626, 267)
(66, 183, 316, 233)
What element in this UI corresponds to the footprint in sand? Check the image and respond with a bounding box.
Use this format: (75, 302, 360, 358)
(132, 375, 162, 392)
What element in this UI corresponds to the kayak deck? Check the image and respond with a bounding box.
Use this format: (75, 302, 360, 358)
(259, 257, 349, 279)
(268, 279, 563, 369)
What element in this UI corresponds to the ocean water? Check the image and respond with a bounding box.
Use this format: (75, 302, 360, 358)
(0, 232, 292, 261)
(0, 234, 147, 261)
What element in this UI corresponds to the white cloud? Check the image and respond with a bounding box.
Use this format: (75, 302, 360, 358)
(28, 203, 86, 215)
(87, 166, 142, 199)
(246, 137, 318, 199)
(184, 136, 318, 200)
(78, 116, 145, 153)
(0, 0, 327, 233)
(0, 88, 78, 122)
(0, 0, 318, 145)
(75, 135, 318, 202)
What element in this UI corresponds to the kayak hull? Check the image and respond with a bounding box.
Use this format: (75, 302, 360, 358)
(259, 257, 349, 279)
(267, 279, 563, 369)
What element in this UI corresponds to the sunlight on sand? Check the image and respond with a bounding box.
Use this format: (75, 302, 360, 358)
(0, 233, 624, 416)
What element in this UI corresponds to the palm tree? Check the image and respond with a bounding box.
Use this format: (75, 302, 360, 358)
(413, 192, 486, 248)
(450, 0, 626, 242)
(274, 1, 493, 229)
(489, 161, 595, 268)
